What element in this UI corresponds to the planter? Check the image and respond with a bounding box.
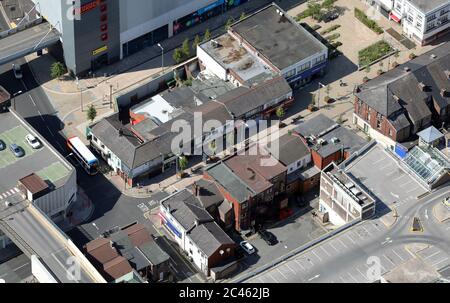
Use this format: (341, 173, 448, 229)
(308, 104, 317, 112)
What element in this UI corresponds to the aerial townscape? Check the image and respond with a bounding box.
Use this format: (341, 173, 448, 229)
(0, 0, 450, 290)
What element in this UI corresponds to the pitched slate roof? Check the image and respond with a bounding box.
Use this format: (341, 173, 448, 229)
(266, 133, 310, 166)
(137, 241, 170, 266)
(161, 190, 235, 257)
(217, 76, 292, 118)
(356, 42, 450, 128)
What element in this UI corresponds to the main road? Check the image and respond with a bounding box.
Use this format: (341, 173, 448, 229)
(244, 185, 450, 283)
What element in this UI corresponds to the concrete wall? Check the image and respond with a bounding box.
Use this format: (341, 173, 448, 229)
(197, 45, 228, 81)
(31, 0, 63, 33)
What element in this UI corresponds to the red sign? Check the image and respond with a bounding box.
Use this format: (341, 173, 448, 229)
(74, 0, 99, 15)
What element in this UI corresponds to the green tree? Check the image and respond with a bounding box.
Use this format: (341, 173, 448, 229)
(181, 38, 190, 58)
(192, 35, 201, 51)
(172, 48, 184, 63)
(203, 29, 211, 42)
(322, 0, 337, 10)
(275, 106, 285, 120)
(307, 1, 323, 20)
(178, 156, 188, 172)
(86, 105, 97, 123)
(225, 17, 234, 31)
(50, 62, 66, 79)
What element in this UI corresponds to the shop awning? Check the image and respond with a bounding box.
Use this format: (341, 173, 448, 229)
(390, 12, 401, 23)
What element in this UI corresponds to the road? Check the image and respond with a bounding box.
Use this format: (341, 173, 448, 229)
(246, 185, 450, 283)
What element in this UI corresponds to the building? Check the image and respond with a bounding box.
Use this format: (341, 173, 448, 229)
(197, 3, 328, 89)
(417, 126, 445, 147)
(0, 110, 77, 249)
(354, 42, 450, 148)
(295, 114, 368, 170)
(204, 146, 287, 232)
(390, 0, 450, 45)
(0, 86, 10, 113)
(84, 223, 171, 282)
(159, 189, 236, 276)
(320, 162, 377, 226)
(32, 0, 248, 75)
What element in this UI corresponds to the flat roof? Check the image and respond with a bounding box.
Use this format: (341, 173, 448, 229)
(409, 0, 449, 13)
(0, 111, 72, 194)
(230, 4, 327, 70)
(200, 33, 277, 86)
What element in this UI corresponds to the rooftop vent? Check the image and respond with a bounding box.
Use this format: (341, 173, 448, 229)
(403, 66, 411, 72)
(430, 54, 437, 59)
(441, 88, 449, 98)
(317, 138, 326, 146)
(418, 82, 427, 91)
(331, 137, 340, 144)
(393, 94, 400, 102)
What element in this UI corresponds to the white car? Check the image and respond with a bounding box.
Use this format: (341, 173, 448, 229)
(240, 241, 255, 255)
(12, 64, 23, 79)
(26, 134, 41, 149)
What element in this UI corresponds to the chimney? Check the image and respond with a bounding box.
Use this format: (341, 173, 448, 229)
(403, 66, 411, 72)
(430, 54, 437, 59)
(441, 88, 449, 98)
(393, 94, 400, 102)
(418, 82, 427, 91)
(192, 182, 200, 197)
(445, 70, 450, 80)
(118, 128, 124, 137)
(194, 219, 200, 227)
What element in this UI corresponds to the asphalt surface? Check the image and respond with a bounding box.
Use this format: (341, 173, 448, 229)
(246, 185, 450, 283)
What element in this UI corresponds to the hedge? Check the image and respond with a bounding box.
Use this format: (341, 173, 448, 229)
(354, 8, 383, 34)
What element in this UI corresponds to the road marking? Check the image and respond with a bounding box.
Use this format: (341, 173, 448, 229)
(432, 257, 449, 268)
(424, 209, 429, 220)
(276, 268, 287, 281)
(356, 266, 369, 282)
(328, 241, 338, 252)
(347, 271, 358, 283)
(312, 250, 322, 262)
(320, 245, 332, 257)
(294, 259, 306, 271)
(424, 251, 441, 260)
(346, 234, 356, 244)
(307, 274, 320, 282)
(392, 248, 405, 262)
(14, 188, 19, 193)
(338, 239, 348, 249)
(383, 254, 396, 267)
(13, 262, 30, 272)
(390, 192, 400, 199)
(285, 263, 296, 275)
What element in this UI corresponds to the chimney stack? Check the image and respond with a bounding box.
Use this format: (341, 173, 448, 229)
(193, 182, 200, 197)
(441, 88, 449, 98)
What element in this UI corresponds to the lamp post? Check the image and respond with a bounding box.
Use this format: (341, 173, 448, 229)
(76, 77, 84, 112)
(157, 43, 164, 73)
(12, 91, 22, 111)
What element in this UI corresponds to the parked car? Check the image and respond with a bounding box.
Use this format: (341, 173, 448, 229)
(0, 139, 5, 151)
(323, 11, 339, 23)
(258, 230, 278, 246)
(12, 64, 23, 79)
(9, 144, 24, 158)
(240, 241, 256, 255)
(26, 134, 41, 149)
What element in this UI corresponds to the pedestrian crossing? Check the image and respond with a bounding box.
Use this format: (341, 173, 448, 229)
(0, 188, 20, 200)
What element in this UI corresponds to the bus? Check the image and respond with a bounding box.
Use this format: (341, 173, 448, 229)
(67, 136, 99, 175)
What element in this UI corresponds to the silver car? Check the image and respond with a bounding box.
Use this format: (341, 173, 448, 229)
(9, 144, 24, 158)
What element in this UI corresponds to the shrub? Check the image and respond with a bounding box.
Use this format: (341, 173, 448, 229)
(320, 24, 341, 35)
(358, 40, 393, 66)
(325, 33, 340, 41)
(354, 8, 383, 34)
(50, 62, 66, 79)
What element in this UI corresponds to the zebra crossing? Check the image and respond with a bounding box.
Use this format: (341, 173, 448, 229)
(0, 188, 20, 200)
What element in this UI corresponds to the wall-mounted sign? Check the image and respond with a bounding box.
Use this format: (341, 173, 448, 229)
(75, 0, 98, 15)
(92, 45, 108, 56)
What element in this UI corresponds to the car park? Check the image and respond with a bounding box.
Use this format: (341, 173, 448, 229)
(240, 241, 256, 255)
(258, 230, 278, 246)
(9, 144, 24, 158)
(26, 134, 42, 149)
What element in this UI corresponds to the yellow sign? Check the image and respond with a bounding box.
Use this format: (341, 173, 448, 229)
(92, 45, 108, 56)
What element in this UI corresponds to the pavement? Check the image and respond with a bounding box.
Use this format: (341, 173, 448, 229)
(433, 200, 450, 223)
(0, 253, 33, 283)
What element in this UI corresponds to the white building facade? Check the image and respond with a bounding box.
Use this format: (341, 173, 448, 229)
(391, 0, 450, 45)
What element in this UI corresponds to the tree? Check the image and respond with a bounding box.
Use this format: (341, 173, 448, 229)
(203, 29, 211, 42)
(307, 1, 323, 21)
(50, 62, 66, 79)
(192, 35, 201, 52)
(178, 156, 188, 173)
(86, 105, 97, 122)
(240, 12, 246, 21)
(181, 38, 190, 58)
(173, 48, 184, 63)
(275, 106, 285, 120)
(322, 0, 337, 10)
(225, 17, 234, 31)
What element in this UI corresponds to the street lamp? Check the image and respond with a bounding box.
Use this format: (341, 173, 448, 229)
(157, 43, 164, 73)
(12, 91, 22, 111)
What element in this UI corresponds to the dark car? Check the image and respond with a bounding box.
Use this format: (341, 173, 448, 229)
(323, 11, 339, 22)
(0, 139, 5, 151)
(258, 230, 278, 246)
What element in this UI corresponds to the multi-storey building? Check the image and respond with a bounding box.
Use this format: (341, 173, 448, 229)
(390, 0, 450, 45)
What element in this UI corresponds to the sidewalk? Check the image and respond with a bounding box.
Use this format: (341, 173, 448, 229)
(59, 187, 94, 232)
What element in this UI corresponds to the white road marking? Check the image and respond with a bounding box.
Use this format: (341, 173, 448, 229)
(356, 266, 369, 282)
(267, 272, 278, 283)
(346, 234, 356, 244)
(328, 241, 339, 252)
(424, 209, 429, 220)
(432, 257, 449, 268)
(338, 239, 348, 249)
(285, 263, 296, 275)
(312, 250, 322, 262)
(347, 271, 358, 283)
(424, 251, 441, 260)
(392, 249, 405, 262)
(320, 245, 332, 257)
(307, 274, 320, 282)
(276, 268, 287, 280)
(383, 254, 396, 267)
(294, 259, 306, 271)
(14, 188, 19, 193)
